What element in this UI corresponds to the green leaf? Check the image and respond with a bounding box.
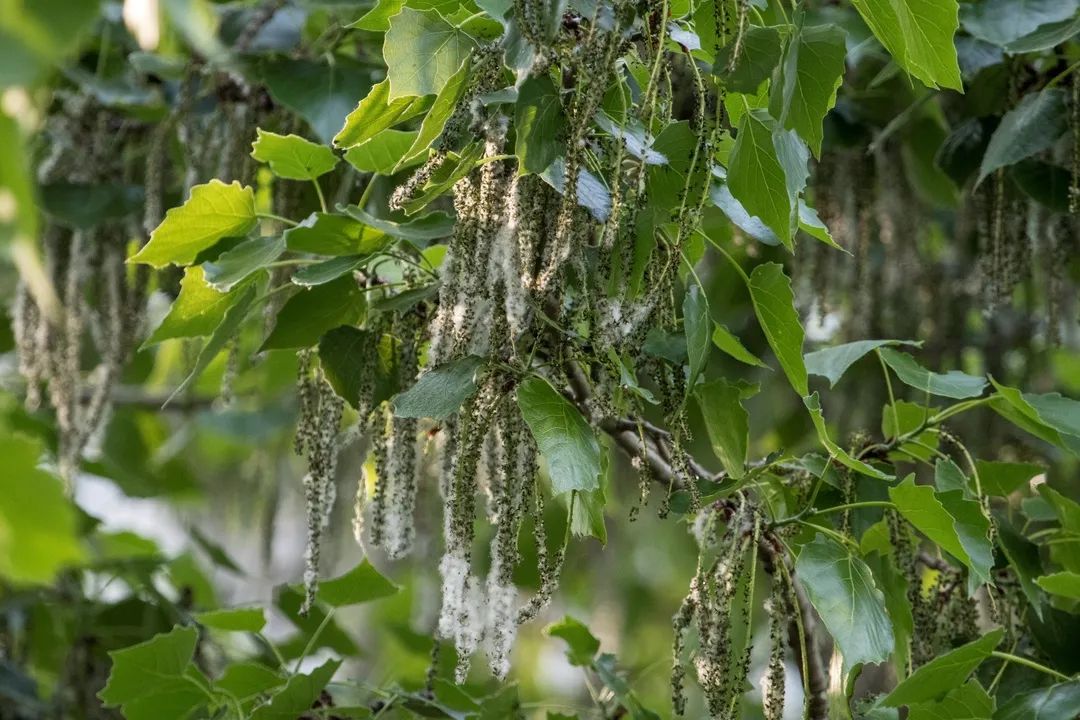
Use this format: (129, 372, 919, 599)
(711, 322, 767, 368)
(1005, 14, 1080, 53)
(250, 129, 338, 181)
(203, 235, 285, 292)
(250, 659, 341, 720)
(344, 130, 422, 174)
(728, 111, 805, 249)
(400, 59, 472, 168)
(959, 0, 1080, 48)
(402, 143, 485, 215)
(0, 434, 85, 584)
(683, 283, 710, 391)
(145, 266, 252, 345)
(995, 681, 1080, 720)
(334, 79, 431, 149)
(770, 23, 847, 157)
(878, 348, 987, 399)
(1040, 486, 1080, 533)
(317, 560, 399, 607)
(889, 476, 993, 583)
(879, 628, 1002, 707)
(989, 378, 1080, 455)
(695, 378, 749, 479)
(167, 283, 260, 404)
(384, 9, 477, 100)
(517, 376, 602, 494)
(339, 205, 456, 241)
(715, 26, 784, 94)
(748, 262, 808, 396)
(1036, 572, 1080, 600)
(805, 340, 920, 388)
(906, 680, 993, 720)
(393, 355, 485, 419)
(540, 157, 612, 222)
(99, 627, 205, 720)
(291, 255, 368, 287)
(259, 57, 373, 144)
(193, 607, 266, 632)
(796, 535, 894, 670)
(515, 73, 566, 174)
(546, 616, 600, 666)
(975, 460, 1044, 496)
(284, 212, 390, 257)
(215, 663, 284, 708)
(806, 393, 893, 480)
(850, 0, 963, 90)
(262, 276, 367, 350)
(40, 182, 144, 229)
(320, 327, 402, 409)
(934, 458, 969, 494)
(130, 180, 257, 268)
(978, 89, 1068, 185)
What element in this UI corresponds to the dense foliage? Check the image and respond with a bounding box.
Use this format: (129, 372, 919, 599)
(3, 0, 1080, 718)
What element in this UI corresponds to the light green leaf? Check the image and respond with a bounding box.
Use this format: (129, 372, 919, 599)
(683, 283, 710, 391)
(851, 0, 963, 90)
(334, 79, 431, 149)
(770, 23, 847, 157)
(384, 9, 477, 100)
(130, 180, 257, 268)
(203, 234, 286, 291)
(99, 627, 206, 720)
(400, 58, 472, 168)
(167, 282, 259, 405)
(695, 378, 749, 479)
(515, 73, 566, 174)
(0, 434, 85, 584)
(960, 0, 1080, 48)
(748, 262, 807, 396)
(711, 322, 767, 368)
(145, 266, 253, 345)
(517, 376, 602, 494)
(1036, 572, 1080, 600)
(393, 356, 486, 419)
(250, 129, 338, 181)
(906, 680, 993, 720)
(878, 347, 987, 399)
(284, 212, 389, 256)
(262, 276, 367, 350)
(805, 340, 920, 388)
(995, 682, 1080, 720)
(344, 130, 422, 174)
(889, 476, 993, 583)
(193, 607, 266, 632)
(402, 143, 485, 214)
(546, 616, 600, 666)
(728, 110, 803, 249)
(796, 535, 894, 670)
(978, 89, 1068, 185)
(880, 629, 1002, 707)
(318, 560, 399, 606)
(250, 659, 341, 720)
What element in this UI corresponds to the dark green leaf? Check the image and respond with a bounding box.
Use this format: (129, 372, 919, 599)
(393, 356, 485, 419)
(334, 79, 431, 149)
(975, 460, 1044, 496)
(960, 0, 1079, 47)
(291, 255, 368, 287)
(978, 89, 1068, 184)
(39, 182, 143, 229)
(748, 262, 807, 396)
(540, 157, 611, 222)
(517, 376, 602, 494)
(728, 111, 805, 249)
(344, 130, 422, 174)
(284, 212, 390, 257)
(339, 206, 456, 241)
(715, 26, 784, 93)
(770, 24, 847, 156)
(203, 235, 285, 291)
(906, 680, 992, 720)
(994, 681, 1080, 720)
(683, 283, 710, 391)
(320, 327, 402, 409)
(99, 627, 205, 720)
(262, 276, 366, 350)
(250, 659, 341, 720)
(515, 74, 566, 174)
(260, 57, 373, 144)
(711, 322, 767, 368)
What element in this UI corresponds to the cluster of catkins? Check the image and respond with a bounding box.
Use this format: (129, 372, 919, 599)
(13, 96, 154, 488)
(671, 498, 789, 719)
